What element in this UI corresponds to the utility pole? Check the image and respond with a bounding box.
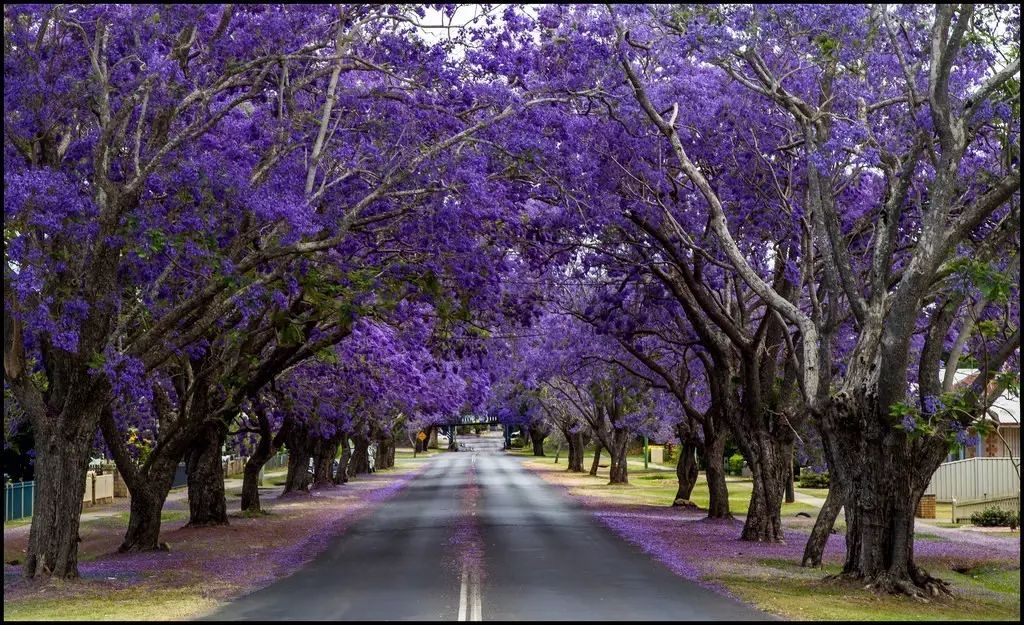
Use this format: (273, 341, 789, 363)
(643, 435, 649, 469)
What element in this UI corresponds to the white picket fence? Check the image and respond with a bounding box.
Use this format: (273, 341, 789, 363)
(924, 457, 1020, 502)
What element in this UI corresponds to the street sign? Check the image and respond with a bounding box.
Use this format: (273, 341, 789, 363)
(417, 431, 427, 442)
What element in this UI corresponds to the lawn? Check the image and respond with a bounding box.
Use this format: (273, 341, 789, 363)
(3, 453, 435, 621)
(518, 450, 819, 515)
(517, 453, 1021, 622)
(719, 560, 1021, 621)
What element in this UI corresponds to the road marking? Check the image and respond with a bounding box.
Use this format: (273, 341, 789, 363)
(457, 567, 468, 621)
(457, 563, 483, 621)
(469, 565, 482, 621)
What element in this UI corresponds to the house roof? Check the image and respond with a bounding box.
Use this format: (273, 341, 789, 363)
(946, 369, 1020, 426)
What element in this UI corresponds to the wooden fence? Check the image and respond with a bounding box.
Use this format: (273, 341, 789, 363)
(82, 472, 115, 507)
(951, 494, 1020, 523)
(924, 457, 1020, 502)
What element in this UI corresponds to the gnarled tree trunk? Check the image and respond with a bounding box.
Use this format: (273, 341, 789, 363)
(116, 452, 180, 551)
(312, 437, 339, 488)
(185, 422, 229, 527)
(739, 433, 791, 542)
(566, 430, 585, 472)
(606, 428, 630, 485)
(702, 419, 731, 519)
(283, 447, 312, 494)
(672, 436, 699, 505)
(241, 412, 290, 512)
(528, 422, 547, 457)
(21, 416, 95, 579)
(100, 401, 183, 551)
(349, 435, 371, 475)
(375, 435, 395, 470)
(821, 394, 953, 595)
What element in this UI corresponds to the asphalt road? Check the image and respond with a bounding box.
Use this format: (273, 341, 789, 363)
(208, 434, 767, 621)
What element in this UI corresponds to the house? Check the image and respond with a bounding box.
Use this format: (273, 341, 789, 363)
(945, 369, 1020, 461)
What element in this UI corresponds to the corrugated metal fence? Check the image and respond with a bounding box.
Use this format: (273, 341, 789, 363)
(264, 452, 289, 470)
(6, 453, 290, 522)
(925, 457, 1021, 501)
(4, 481, 35, 521)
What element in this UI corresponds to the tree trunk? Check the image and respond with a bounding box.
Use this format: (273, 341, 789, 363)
(739, 435, 790, 542)
(100, 405, 182, 551)
(22, 417, 94, 579)
(185, 423, 229, 527)
(240, 455, 265, 512)
(528, 423, 547, 456)
(703, 421, 731, 519)
(820, 394, 953, 596)
(785, 459, 796, 503)
(567, 430, 585, 472)
(672, 438, 699, 505)
(120, 482, 171, 552)
(283, 445, 312, 494)
(117, 454, 180, 551)
(312, 438, 338, 488)
(607, 428, 630, 485)
(241, 408, 289, 512)
(802, 484, 844, 567)
(589, 443, 603, 476)
(375, 436, 395, 470)
(349, 435, 371, 475)
(334, 434, 350, 484)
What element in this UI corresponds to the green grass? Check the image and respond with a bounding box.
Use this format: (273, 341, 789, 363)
(91, 510, 187, 530)
(794, 486, 830, 498)
(523, 452, 819, 515)
(951, 564, 1022, 595)
(3, 583, 223, 621)
(718, 559, 1020, 621)
(3, 517, 33, 529)
(914, 532, 948, 541)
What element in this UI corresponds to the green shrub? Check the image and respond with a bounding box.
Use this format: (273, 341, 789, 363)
(727, 453, 745, 476)
(798, 468, 830, 488)
(970, 507, 1019, 528)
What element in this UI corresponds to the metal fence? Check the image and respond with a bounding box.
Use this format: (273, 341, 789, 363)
(4, 481, 35, 521)
(924, 457, 1021, 501)
(264, 452, 289, 470)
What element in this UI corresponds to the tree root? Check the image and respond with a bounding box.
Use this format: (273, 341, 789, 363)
(671, 498, 702, 510)
(827, 568, 952, 600)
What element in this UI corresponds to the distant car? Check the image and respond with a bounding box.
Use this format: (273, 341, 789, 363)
(331, 458, 340, 476)
(222, 454, 232, 464)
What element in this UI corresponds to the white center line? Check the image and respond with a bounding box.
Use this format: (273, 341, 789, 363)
(457, 566, 469, 621)
(469, 566, 483, 621)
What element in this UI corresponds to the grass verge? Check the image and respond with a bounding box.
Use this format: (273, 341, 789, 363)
(517, 453, 1020, 621)
(3, 456, 432, 621)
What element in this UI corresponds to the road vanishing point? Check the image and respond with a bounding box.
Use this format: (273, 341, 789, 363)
(208, 433, 767, 621)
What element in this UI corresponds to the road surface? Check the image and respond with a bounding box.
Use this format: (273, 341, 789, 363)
(208, 434, 767, 621)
